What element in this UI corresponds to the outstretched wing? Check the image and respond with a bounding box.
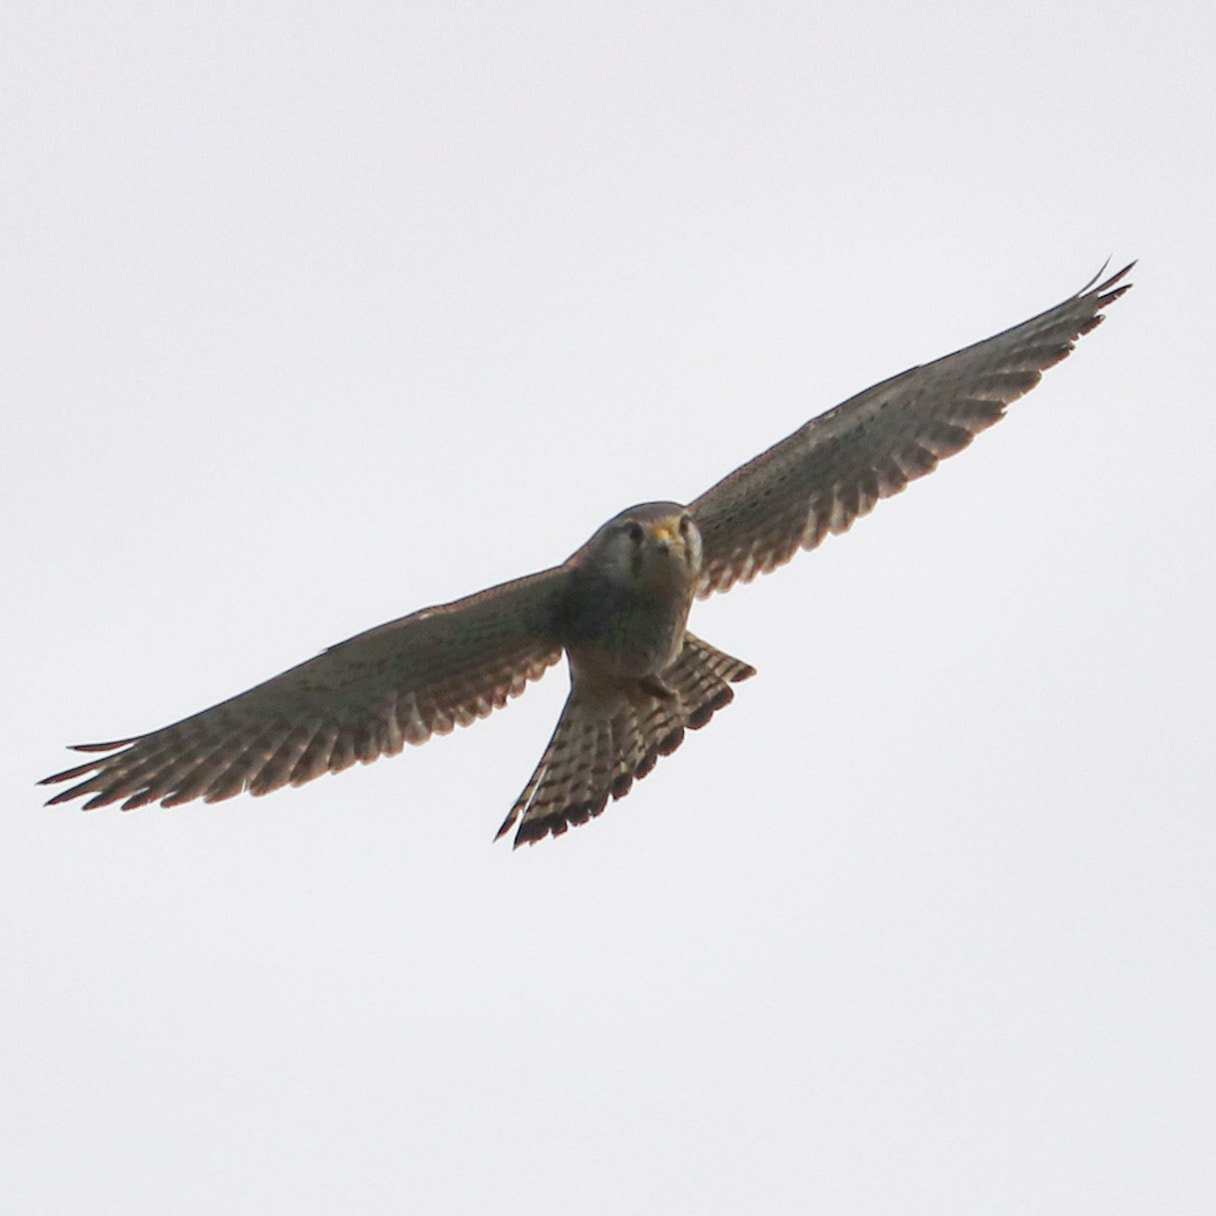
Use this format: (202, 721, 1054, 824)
(41, 567, 569, 810)
(690, 263, 1133, 597)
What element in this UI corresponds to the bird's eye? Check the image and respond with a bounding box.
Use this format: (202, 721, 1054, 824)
(625, 521, 645, 544)
(678, 515, 692, 536)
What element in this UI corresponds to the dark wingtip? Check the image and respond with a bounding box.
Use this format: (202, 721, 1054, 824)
(40, 756, 106, 788)
(42, 778, 114, 809)
(40, 737, 138, 796)
(1083, 259, 1135, 303)
(69, 738, 139, 753)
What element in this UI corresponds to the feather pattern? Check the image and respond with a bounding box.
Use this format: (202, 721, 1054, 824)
(498, 634, 755, 846)
(40, 568, 567, 810)
(690, 263, 1133, 596)
(41, 263, 1132, 845)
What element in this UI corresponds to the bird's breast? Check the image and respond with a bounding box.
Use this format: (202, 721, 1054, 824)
(557, 573, 694, 681)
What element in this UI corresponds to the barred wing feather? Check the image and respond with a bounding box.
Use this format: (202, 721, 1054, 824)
(41, 567, 568, 810)
(691, 264, 1133, 597)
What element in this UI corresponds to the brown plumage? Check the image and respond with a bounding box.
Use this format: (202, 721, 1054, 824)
(498, 634, 756, 845)
(41, 263, 1133, 845)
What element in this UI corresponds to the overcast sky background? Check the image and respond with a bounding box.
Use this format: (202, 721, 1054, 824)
(3, 3, 1214, 1213)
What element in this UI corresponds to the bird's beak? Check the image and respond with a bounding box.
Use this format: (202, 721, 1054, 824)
(652, 523, 677, 549)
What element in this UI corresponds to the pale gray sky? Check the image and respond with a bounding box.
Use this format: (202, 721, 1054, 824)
(4, 3, 1214, 1213)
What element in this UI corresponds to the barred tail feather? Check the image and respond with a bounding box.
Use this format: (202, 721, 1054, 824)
(498, 633, 755, 847)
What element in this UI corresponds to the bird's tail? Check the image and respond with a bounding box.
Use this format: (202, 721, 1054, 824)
(497, 633, 755, 847)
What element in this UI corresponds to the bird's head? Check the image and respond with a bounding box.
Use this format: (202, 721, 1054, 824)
(579, 501, 703, 594)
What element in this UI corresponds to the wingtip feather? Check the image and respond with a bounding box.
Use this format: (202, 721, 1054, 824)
(1086, 258, 1135, 302)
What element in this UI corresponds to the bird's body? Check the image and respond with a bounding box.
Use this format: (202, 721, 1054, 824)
(555, 503, 701, 679)
(42, 263, 1133, 845)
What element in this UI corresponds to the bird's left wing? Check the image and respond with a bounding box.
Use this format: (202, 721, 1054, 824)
(41, 567, 569, 809)
(690, 263, 1133, 597)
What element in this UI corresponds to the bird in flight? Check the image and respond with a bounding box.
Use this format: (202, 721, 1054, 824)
(42, 263, 1133, 845)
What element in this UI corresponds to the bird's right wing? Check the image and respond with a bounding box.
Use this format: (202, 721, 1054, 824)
(41, 567, 569, 810)
(690, 263, 1133, 597)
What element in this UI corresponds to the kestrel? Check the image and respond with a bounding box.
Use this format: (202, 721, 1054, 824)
(42, 263, 1133, 845)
